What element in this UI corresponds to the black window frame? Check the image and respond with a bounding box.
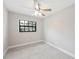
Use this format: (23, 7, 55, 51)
(19, 20, 37, 32)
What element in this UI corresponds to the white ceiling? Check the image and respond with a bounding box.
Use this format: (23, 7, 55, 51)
(4, 0, 74, 17)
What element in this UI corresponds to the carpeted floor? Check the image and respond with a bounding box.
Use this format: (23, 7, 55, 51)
(4, 42, 74, 59)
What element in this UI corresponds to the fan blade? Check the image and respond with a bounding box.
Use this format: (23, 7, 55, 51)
(41, 13, 45, 16)
(41, 9, 52, 11)
(34, 0, 40, 11)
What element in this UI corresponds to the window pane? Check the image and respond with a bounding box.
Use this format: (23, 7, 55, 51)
(29, 21, 32, 26)
(29, 23, 32, 26)
(20, 27, 24, 31)
(33, 24, 36, 26)
(25, 23, 28, 26)
(25, 21, 28, 23)
(20, 20, 24, 26)
(32, 27, 35, 31)
(33, 22, 35, 24)
(25, 21, 28, 26)
(25, 27, 28, 31)
(29, 27, 33, 31)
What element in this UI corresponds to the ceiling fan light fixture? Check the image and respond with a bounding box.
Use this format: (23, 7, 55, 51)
(33, 0, 51, 17)
(34, 10, 42, 16)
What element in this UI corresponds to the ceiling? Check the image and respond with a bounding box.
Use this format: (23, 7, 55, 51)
(4, 0, 74, 17)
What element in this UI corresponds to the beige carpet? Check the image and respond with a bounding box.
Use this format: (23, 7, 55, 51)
(4, 42, 74, 59)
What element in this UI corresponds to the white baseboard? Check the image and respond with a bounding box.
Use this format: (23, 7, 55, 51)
(8, 40, 43, 49)
(44, 41, 75, 58)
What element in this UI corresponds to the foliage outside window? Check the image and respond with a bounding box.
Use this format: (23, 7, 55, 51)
(19, 20, 36, 32)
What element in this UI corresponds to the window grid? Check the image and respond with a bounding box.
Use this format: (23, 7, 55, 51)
(19, 20, 36, 32)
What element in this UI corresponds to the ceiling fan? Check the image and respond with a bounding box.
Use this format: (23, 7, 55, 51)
(33, 0, 52, 16)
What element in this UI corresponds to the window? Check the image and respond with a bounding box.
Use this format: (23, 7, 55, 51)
(19, 20, 36, 32)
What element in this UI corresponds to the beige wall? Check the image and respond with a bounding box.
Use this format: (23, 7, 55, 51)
(3, 5, 8, 56)
(8, 12, 44, 46)
(44, 5, 75, 56)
